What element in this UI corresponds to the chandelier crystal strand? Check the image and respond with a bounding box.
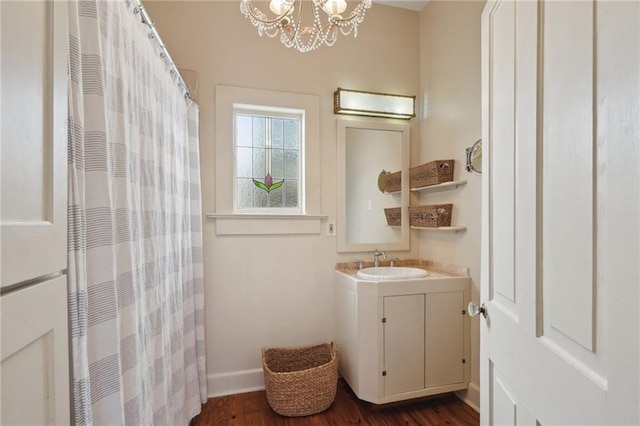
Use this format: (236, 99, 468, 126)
(240, 0, 372, 53)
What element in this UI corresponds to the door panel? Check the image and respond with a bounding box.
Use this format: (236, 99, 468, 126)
(0, 0, 68, 287)
(383, 294, 425, 396)
(2, 334, 53, 424)
(1, 1, 49, 222)
(542, 0, 595, 353)
(490, 0, 516, 307)
(513, 0, 538, 334)
(481, 0, 639, 424)
(492, 369, 516, 426)
(491, 363, 538, 426)
(1, 276, 70, 425)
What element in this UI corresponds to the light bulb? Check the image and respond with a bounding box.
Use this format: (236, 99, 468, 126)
(269, 0, 293, 15)
(323, 0, 347, 15)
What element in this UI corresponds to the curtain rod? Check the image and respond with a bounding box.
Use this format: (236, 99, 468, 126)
(132, 0, 192, 100)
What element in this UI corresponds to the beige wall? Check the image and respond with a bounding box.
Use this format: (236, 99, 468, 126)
(418, 0, 485, 410)
(145, 0, 420, 396)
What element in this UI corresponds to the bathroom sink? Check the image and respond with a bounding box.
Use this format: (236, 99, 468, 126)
(356, 266, 429, 281)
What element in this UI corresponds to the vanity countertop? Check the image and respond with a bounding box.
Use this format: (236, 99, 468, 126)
(334, 259, 469, 278)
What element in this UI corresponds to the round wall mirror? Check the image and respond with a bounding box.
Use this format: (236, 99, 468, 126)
(465, 139, 482, 174)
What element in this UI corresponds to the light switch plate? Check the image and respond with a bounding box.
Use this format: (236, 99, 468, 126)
(327, 220, 336, 237)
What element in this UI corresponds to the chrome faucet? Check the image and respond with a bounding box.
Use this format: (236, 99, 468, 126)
(373, 249, 387, 267)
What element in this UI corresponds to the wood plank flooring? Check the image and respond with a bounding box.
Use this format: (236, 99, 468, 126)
(192, 379, 479, 425)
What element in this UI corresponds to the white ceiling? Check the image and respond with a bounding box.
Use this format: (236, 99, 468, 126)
(375, 0, 429, 12)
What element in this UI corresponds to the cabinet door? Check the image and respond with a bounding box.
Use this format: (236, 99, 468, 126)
(1, 276, 70, 425)
(425, 291, 465, 387)
(383, 294, 425, 396)
(0, 0, 68, 287)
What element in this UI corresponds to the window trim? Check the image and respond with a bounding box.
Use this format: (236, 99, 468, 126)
(213, 85, 323, 235)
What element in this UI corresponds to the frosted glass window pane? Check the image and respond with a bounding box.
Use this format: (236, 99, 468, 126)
(284, 150, 299, 179)
(237, 178, 253, 209)
(253, 148, 266, 177)
(271, 148, 284, 179)
(284, 180, 298, 208)
(236, 147, 252, 178)
(252, 117, 266, 148)
(271, 119, 283, 148)
(283, 119, 299, 149)
(236, 115, 252, 147)
(253, 184, 268, 207)
(269, 185, 283, 208)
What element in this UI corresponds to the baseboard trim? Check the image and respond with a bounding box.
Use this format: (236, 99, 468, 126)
(207, 369, 265, 398)
(208, 369, 480, 411)
(455, 381, 480, 413)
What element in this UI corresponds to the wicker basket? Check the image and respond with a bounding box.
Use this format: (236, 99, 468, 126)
(384, 207, 401, 226)
(383, 171, 402, 193)
(409, 160, 454, 188)
(408, 204, 453, 228)
(262, 342, 338, 417)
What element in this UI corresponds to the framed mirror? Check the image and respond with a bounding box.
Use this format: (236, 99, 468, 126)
(337, 118, 410, 252)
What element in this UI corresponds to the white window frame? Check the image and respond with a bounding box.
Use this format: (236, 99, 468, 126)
(212, 85, 323, 235)
(233, 104, 305, 214)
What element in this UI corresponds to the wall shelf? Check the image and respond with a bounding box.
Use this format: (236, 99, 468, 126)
(410, 226, 467, 233)
(410, 180, 467, 194)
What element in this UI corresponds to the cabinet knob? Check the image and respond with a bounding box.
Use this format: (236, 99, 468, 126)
(467, 302, 487, 318)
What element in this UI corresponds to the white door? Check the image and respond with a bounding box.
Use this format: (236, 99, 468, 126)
(1, 1, 70, 424)
(480, 0, 639, 424)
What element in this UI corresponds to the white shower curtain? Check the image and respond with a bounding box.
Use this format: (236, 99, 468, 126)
(67, 0, 206, 424)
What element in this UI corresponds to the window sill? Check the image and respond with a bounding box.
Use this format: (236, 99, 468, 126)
(206, 213, 327, 235)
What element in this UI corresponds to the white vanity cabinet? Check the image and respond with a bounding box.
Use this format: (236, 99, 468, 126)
(334, 269, 470, 404)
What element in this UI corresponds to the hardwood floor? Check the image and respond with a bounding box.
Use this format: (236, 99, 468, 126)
(192, 379, 479, 425)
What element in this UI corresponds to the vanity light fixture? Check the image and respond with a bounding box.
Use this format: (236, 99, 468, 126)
(240, 0, 372, 53)
(334, 88, 416, 120)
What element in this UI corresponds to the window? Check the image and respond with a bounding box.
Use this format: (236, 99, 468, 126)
(214, 85, 322, 235)
(234, 106, 303, 213)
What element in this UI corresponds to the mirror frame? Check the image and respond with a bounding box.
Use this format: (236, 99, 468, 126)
(465, 139, 482, 174)
(337, 117, 410, 253)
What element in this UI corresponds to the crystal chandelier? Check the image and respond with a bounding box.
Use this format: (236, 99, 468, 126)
(240, 0, 373, 53)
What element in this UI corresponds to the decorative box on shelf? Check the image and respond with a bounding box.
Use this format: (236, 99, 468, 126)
(408, 204, 453, 228)
(383, 171, 402, 193)
(384, 207, 402, 226)
(409, 160, 454, 188)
